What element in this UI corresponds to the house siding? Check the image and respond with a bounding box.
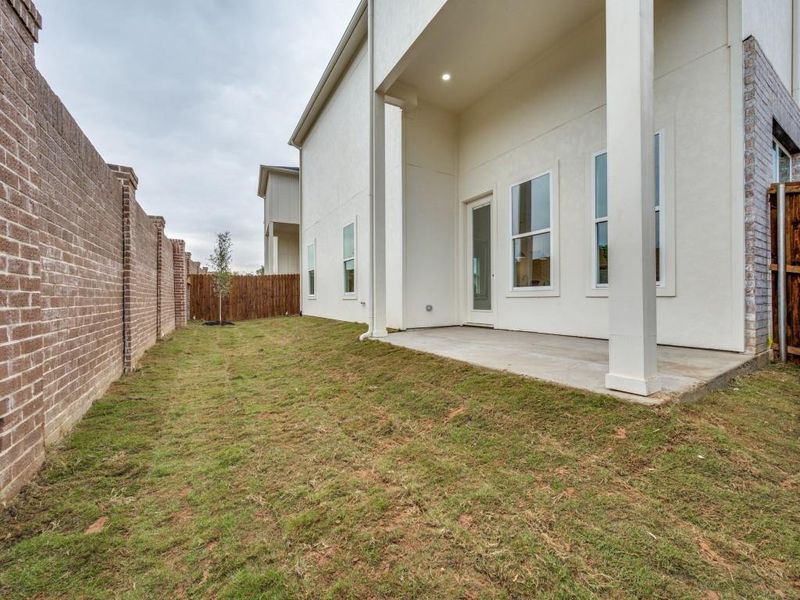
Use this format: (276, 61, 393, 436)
(454, 0, 742, 351)
(301, 42, 371, 323)
(742, 36, 800, 353)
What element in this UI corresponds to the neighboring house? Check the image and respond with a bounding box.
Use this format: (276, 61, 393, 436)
(289, 0, 798, 397)
(257, 165, 300, 274)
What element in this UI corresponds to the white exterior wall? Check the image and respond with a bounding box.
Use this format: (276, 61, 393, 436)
(742, 0, 794, 91)
(266, 172, 300, 225)
(373, 0, 447, 87)
(301, 42, 371, 323)
(299, 0, 753, 352)
(386, 104, 404, 329)
(402, 101, 459, 328)
(452, 0, 742, 351)
(276, 229, 299, 274)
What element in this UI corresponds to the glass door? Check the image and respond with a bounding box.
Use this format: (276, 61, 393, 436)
(466, 197, 493, 326)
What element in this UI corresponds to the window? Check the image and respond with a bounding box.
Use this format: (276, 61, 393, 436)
(593, 152, 609, 286)
(592, 133, 664, 287)
(773, 139, 792, 183)
(654, 132, 663, 284)
(512, 172, 551, 288)
(307, 242, 315, 297)
(343, 223, 355, 294)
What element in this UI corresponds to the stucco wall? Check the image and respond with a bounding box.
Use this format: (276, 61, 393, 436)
(402, 101, 458, 328)
(386, 104, 404, 329)
(451, 0, 743, 351)
(742, 0, 794, 92)
(301, 42, 370, 323)
(276, 228, 299, 274)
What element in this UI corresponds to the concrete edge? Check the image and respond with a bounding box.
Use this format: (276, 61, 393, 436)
(659, 351, 771, 405)
(376, 336, 771, 408)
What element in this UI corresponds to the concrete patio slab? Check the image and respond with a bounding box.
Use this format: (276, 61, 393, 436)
(381, 327, 763, 405)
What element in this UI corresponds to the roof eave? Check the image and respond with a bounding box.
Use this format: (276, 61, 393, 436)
(257, 165, 300, 198)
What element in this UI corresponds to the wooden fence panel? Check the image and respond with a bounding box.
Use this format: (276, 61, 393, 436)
(769, 183, 800, 362)
(188, 274, 300, 322)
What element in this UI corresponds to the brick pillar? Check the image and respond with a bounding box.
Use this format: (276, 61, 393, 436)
(172, 239, 187, 327)
(108, 164, 138, 373)
(185, 251, 192, 319)
(743, 37, 800, 354)
(150, 216, 166, 339)
(0, 0, 45, 500)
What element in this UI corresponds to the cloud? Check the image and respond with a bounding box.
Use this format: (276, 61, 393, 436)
(35, 0, 360, 271)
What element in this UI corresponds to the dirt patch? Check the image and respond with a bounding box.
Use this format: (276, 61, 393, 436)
(445, 405, 467, 422)
(84, 516, 107, 535)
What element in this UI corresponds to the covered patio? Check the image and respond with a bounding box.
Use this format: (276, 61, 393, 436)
(383, 327, 759, 405)
(367, 0, 747, 400)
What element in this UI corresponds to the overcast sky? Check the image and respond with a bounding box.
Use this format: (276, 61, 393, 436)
(35, 0, 360, 272)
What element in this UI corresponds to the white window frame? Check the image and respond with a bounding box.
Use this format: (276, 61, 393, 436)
(654, 130, 665, 288)
(587, 130, 672, 296)
(591, 150, 609, 290)
(342, 221, 356, 298)
(306, 240, 316, 299)
(772, 138, 793, 183)
(507, 167, 560, 297)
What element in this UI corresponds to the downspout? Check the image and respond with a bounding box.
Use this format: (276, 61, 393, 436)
(299, 149, 304, 315)
(360, 0, 375, 341)
(778, 184, 788, 362)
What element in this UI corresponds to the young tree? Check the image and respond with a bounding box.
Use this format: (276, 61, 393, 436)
(208, 231, 233, 323)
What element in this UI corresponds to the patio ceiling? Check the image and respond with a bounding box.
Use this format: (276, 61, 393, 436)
(388, 0, 604, 113)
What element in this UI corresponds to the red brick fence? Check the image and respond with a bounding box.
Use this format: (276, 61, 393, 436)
(0, 0, 191, 500)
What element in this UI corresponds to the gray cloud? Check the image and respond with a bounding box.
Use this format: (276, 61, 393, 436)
(35, 0, 360, 272)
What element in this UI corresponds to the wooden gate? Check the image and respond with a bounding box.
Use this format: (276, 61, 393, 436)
(189, 274, 300, 322)
(769, 183, 800, 362)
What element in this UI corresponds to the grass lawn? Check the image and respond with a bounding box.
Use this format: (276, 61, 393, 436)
(1, 317, 798, 599)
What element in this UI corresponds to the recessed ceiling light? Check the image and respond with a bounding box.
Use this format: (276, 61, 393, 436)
(441, 72, 451, 82)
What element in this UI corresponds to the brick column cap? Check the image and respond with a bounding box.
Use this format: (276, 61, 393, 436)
(149, 215, 166, 229)
(7, 0, 42, 41)
(108, 164, 139, 190)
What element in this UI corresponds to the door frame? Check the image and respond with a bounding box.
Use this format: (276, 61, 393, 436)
(463, 193, 495, 327)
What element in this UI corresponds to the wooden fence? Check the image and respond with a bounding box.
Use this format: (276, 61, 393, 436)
(769, 183, 800, 363)
(189, 274, 300, 322)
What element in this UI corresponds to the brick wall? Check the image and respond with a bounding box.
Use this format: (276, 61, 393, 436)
(37, 77, 124, 445)
(0, 0, 45, 501)
(114, 165, 159, 371)
(172, 240, 187, 327)
(743, 37, 800, 353)
(0, 0, 190, 500)
(157, 219, 176, 338)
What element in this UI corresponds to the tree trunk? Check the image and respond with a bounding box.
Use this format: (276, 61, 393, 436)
(218, 291, 222, 323)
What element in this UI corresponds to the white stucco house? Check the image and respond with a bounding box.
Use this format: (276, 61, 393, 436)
(289, 0, 800, 397)
(256, 165, 300, 274)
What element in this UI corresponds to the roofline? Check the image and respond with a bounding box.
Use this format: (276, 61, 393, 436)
(289, 0, 368, 149)
(257, 165, 299, 198)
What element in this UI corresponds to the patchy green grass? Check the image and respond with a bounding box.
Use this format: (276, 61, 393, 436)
(1, 317, 798, 599)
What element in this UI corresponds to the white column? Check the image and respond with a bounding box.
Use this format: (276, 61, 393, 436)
(605, 0, 661, 396)
(266, 221, 275, 275)
(372, 91, 388, 338)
